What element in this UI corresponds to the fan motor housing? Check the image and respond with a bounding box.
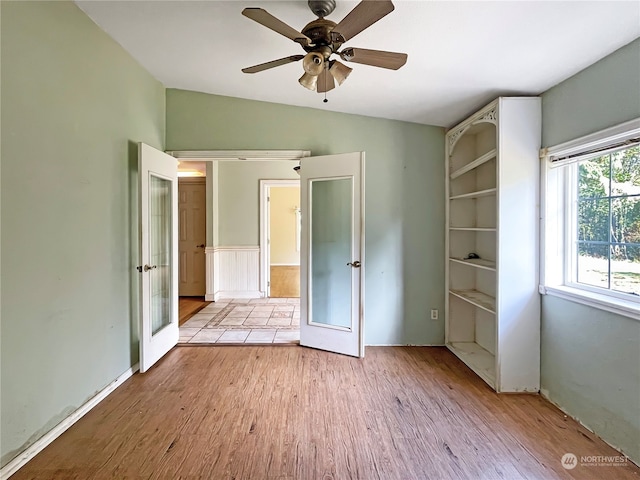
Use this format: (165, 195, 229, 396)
(301, 18, 342, 55)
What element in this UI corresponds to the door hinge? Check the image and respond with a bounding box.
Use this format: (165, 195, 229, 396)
(268, 281, 270, 286)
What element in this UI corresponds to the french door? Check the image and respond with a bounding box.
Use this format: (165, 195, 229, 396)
(138, 143, 179, 372)
(299, 152, 365, 358)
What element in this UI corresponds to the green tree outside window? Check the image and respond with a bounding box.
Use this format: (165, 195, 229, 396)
(577, 145, 640, 295)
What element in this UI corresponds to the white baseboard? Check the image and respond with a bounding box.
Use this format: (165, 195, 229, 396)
(214, 290, 262, 300)
(205, 294, 215, 301)
(366, 344, 446, 347)
(0, 363, 139, 480)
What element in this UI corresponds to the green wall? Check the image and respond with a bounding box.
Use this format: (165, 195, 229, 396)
(0, 1, 165, 467)
(166, 89, 445, 345)
(217, 161, 299, 246)
(540, 38, 640, 462)
(542, 39, 640, 147)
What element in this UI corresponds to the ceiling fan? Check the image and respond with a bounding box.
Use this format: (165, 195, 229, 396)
(241, 0, 408, 95)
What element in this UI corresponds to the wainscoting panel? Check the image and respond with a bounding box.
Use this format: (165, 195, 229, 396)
(206, 246, 262, 300)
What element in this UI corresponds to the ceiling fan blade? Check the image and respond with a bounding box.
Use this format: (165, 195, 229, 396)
(340, 47, 407, 70)
(242, 8, 311, 46)
(242, 55, 304, 74)
(331, 0, 394, 43)
(317, 68, 336, 93)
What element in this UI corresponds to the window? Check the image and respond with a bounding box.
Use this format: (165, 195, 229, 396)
(573, 145, 640, 295)
(541, 119, 640, 319)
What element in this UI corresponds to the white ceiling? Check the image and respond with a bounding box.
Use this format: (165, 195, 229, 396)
(76, 1, 640, 127)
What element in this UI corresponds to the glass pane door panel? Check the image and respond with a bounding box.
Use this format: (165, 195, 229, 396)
(310, 177, 352, 329)
(150, 175, 172, 335)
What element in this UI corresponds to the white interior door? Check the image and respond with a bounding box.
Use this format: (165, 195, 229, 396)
(139, 143, 179, 373)
(300, 152, 365, 358)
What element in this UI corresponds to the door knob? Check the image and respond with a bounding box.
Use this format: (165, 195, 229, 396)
(143, 264, 157, 272)
(196, 244, 205, 248)
(347, 261, 361, 268)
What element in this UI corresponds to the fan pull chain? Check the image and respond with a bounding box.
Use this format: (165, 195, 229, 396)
(323, 68, 328, 103)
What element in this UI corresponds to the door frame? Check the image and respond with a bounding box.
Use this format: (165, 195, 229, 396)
(259, 179, 301, 297)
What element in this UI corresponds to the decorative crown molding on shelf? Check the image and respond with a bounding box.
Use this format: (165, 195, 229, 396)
(475, 106, 498, 125)
(447, 101, 499, 152)
(448, 128, 467, 152)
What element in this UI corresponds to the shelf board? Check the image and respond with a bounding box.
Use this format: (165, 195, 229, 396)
(449, 257, 496, 271)
(450, 188, 497, 200)
(447, 342, 495, 388)
(450, 149, 497, 180)
(449, 227, 496, 232)
(449, 289, 496, 313)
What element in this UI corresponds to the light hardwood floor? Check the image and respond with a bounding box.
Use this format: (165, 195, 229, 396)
(11, 347, 639, 479)
(270, 265, 300, 298)
(178, 296, 209, 326)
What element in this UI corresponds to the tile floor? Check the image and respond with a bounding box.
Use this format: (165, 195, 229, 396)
(179, 297, 300, 345)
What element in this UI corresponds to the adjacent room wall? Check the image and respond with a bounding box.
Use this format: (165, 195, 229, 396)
(0, 1, 165, 468)
(540, 38, 640, 462)
(166, 89, 446, 346)
(269, 187, 301, 266)
(217, 161, 299, 246)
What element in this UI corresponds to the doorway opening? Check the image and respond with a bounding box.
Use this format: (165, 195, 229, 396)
(175, 178, 303, 345)
(177, 169, 209, 326)
(260, 180, 301, 298)
(174, 154, 305, 345)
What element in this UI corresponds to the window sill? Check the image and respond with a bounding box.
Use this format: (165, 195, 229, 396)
(539, 285, 640, 321)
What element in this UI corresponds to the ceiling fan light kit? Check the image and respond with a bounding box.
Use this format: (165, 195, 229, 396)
(241, 0, 407, 97)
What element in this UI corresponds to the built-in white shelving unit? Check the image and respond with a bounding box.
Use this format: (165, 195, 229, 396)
(449, 257, 496, 270)
(445, 97, 541, 393)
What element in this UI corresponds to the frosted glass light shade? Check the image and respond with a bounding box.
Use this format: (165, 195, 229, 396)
(329, 61, 352, 85)
(303, 52, 324, 76)
(299, 72, 318, 91)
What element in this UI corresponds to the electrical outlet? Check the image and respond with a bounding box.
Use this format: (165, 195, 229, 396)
(430, 309, 439, 320)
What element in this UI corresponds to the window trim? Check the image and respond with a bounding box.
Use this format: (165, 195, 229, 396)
(542, 118, 640, 166)
(540, 118, 640, 321)
(539, 285, 640, 321)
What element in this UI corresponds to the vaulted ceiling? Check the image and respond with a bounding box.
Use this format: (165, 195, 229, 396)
(77, 1, 640, 127)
